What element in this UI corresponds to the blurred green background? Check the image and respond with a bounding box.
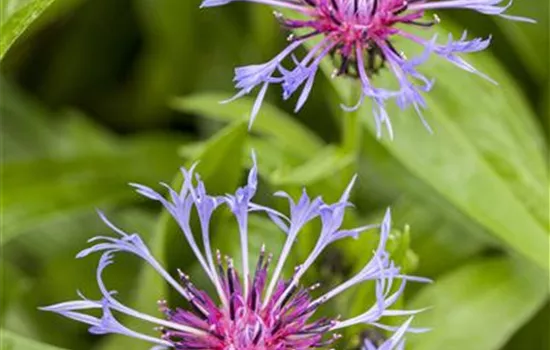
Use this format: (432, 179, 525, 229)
(1, 0, 548, 349)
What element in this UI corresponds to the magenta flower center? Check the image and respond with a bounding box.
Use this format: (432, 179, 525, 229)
(281, 0, 433, 77)
(159, 249, 337, 349)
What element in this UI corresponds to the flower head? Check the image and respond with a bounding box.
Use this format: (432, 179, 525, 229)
(41, 157, 428, 349)
(201, 0, 533, 136)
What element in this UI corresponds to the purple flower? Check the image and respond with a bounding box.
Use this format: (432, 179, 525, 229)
(41, 157, 428, 349)
(201, 0, 533, 136)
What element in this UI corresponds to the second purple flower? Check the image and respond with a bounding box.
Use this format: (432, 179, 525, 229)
(201, 0, 532, 136)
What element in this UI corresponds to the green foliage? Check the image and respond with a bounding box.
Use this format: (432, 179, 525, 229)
(1, 0, 56, 58)
(0, 0, 83, 59)
(171, 93, 324, 160)
(495, 0, 549, 82)
(1, 1, 548, 350)
(408, 258, 548, 350)
(0, 330, 68, 350)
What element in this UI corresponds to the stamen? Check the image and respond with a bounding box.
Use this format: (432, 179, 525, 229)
(273, 11, 286, 25)
(252, 323, 264, 345)
(189, 295, 210, 319)
(370, 0, 379, 17)
(405, 14, 440, 27)
(336, 56, 351, 77)
(385, 39, 404, 59)
(157, 300, 170, 315)
(265, 253, 273, 270)
(216, 250, 226, 285)
(308, 282, 321, 291)
(288, 31, 321, 42)
(249, 286, 258, 311)
(176, 270, 210, 317)
(254, 245, 266, 275)
(229, 295, 236, 320)
(279, 284, 298, 308)
(227, 257, 236, 295)
(365, 43, 386, 76)
(393, 0, 409, 15)
(329, 11, 341, 25)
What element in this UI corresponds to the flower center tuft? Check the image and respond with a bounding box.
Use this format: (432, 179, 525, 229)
(158, 248, 337, 350)
(278, 0, 439, 77)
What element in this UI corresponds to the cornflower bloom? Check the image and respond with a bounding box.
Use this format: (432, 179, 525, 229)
(41, 158, 428, 349)
(201, 0, 533, 136)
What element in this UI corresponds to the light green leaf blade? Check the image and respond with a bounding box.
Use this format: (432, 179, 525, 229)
(503, 302, 549, 350)
(0, 0, 54, 59)
(269, 145, 356, 202)
(408, 257, 549, 350)
(171, 93, 324, 159)
(0, 0, 83, 61)
(0, 262, 27, 320)
(1, 135, 183, 245)
(0, 330, 68, 350)
(127, 0, 198, 124)
(358, 134, 493, 277)
(0, 77, 117, 161)
(392, 198, 487, 277)
(189, 121, 248, 193)
(495, 2, 549, 82)
(270, 146, 353, 186)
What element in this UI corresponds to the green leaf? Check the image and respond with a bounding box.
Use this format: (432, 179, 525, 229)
(319, 24, 548, 270)
(189, 121, 248, 193)
(392, 198, 487, 277)
(0, 77, 112, 161)
(1, 135, 183, 245)
(250, 6, 282, 58)
(269, 145, 356, 202)
(171, 93, 324, 159)
(0, 79, 57, 160)
(503, 302, 549, 350)
(495, 3, 549, 82)
(0, 261, 27, 320)
(127, 0, 198, 124)
(180, 136, 309, 179)
(270, 146, 353, 185)
(100, 122, 248, 350)
(0, 0, 54, 59)
(358, 134, 500, 283)
(0, 330, 67, 350)
(408, 257, 549, 350)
